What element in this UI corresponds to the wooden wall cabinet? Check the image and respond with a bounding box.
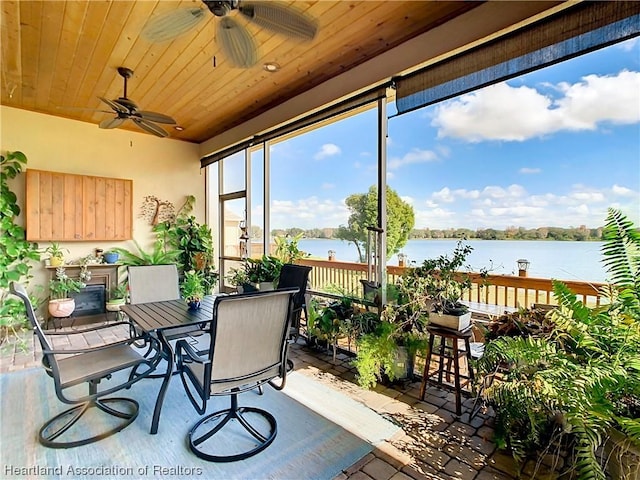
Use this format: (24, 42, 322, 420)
(26, 169, 132, 241)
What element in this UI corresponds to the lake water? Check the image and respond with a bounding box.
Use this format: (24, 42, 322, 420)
(298, 238, 608, 283)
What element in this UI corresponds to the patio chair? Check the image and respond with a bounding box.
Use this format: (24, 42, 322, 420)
(127, 264, 205, 341)
(176, 288, 298, 462)
(276, 263, 312, 340)
(9, 282, 162, 448)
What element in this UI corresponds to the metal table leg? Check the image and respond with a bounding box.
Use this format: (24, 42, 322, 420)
(150, 332, 173, 434)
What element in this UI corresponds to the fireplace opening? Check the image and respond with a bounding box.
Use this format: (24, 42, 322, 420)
(70, 284, 106, 316)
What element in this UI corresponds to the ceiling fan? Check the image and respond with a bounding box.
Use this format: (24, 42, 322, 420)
(97, 67, 177, 138)
(142, 0, 318, 68)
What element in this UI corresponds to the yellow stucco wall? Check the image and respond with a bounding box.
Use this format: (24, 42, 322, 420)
(1, 105, 204, 301)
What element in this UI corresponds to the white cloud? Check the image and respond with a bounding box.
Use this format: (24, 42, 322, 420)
(271, 197, 349, 229)
(322, 183, 335, 190)
(570, 191, 605, 202)
(432, 71, 640, 142)
(410, 182, 640, 230)
(388, 148, 438, 170)
(313, 143, 341, 160)
(519, 167, 541, 174)
(432, 187, 455, 203)
(612, 184, 635, 196)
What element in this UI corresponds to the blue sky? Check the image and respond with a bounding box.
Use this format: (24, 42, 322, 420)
(268, 38, 640, 230)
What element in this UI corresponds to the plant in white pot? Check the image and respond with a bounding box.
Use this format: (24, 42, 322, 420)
(408, 241, 474, 331)
(106, 282, 127, 312)
(48, 267, 85, 318)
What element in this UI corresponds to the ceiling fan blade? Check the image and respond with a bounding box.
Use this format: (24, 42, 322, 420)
(142, 7, 206, 43)
(133, 118, 169, 138)
(239, 2, 317, 41)
(99, 117, 126, 129)
(217, 17, 257, 68)
(99, 96, 128, 114)
(137, 111, 176, 125)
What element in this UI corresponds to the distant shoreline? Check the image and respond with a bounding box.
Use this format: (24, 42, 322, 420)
(300, 237, 602, 242)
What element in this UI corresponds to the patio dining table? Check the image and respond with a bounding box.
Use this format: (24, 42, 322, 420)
(121, 294, 220, 434)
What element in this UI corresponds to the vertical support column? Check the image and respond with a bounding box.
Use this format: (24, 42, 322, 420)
(377, 95, 388, 305)
(263, 141, 271, 256)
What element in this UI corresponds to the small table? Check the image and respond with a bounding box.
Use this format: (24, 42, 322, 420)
(121, 295, 218, 434)
(419, 325, 475, 416)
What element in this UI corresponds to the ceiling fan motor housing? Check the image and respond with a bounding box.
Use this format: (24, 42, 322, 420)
(204, 1, 238, 17)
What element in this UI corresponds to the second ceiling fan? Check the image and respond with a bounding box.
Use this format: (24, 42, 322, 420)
(99, 67, 177, 138)
(142, 0, 318, 68)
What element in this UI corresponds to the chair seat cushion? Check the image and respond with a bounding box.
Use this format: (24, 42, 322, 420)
(57, 344, 144, 388)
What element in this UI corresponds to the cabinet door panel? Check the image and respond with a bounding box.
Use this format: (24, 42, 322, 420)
(26, 169, 132, 241)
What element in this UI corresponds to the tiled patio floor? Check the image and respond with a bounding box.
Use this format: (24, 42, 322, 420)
(0, 327, 561, 480)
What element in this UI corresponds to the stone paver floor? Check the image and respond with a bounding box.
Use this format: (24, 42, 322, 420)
(0, 326, 562, 480)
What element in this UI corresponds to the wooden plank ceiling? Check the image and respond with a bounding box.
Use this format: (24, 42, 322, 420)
(1, 1, 483, 143)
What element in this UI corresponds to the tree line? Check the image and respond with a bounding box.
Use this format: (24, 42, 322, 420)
(270, 225, 607, 242)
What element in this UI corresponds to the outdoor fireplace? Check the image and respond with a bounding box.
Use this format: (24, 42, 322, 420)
(70, 284, 106, 316)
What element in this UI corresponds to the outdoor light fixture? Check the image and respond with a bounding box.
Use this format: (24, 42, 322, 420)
(239, 220, 250, 259)
(328, 250, 336, 261)
(517, 258, 530, 277)
(398, 253, 407, 267)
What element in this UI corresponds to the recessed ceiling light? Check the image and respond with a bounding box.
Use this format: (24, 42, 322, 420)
(263, 62, 281, 73)
(174, 125, 185, 131)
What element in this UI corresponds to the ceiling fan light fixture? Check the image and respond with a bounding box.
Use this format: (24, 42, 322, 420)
(263, 62, 281, 73)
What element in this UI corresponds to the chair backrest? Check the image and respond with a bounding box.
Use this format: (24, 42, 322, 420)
(206, 288, 297, 395)
(128, 264, 180, 304)
(9, 282, 54, 363)
(277, 264, 312, 310)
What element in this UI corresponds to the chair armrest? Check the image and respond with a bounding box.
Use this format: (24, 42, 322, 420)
(43, 334, 156, 356)
(43, 320, 138, 336)
(176, 339, 207, 366)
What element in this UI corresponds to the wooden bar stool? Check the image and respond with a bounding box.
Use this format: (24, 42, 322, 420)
(419, 325, 475, 416)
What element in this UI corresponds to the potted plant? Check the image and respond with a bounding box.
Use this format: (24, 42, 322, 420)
(246, 255, 283, 290)
(408, 241, 474, 330)
(48, 267, 85, 318)
(103, 250, 120, 264)
(43, 242, 69, 267)
(225, 266, 252, 293)
(181, 270, 205, 310)
(106, 282, 127, 312)
(476, 208, 640, 479)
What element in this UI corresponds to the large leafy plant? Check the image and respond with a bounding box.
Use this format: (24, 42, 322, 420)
(0, 151, 40, 339)
(477, 208, 640, 479)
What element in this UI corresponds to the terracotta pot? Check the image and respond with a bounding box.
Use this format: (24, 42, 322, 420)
(48, 298, 75, 318)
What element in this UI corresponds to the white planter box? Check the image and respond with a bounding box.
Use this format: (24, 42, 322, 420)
(429, 311, 472, 331)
